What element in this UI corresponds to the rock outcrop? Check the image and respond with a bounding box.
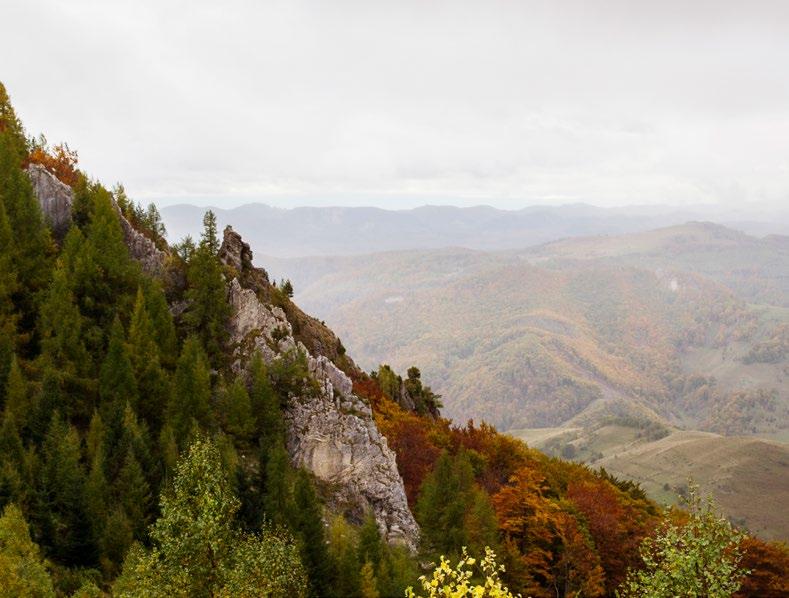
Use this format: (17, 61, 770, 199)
(27, 163, 72, 240)
(223, 232, 419, 551)
(26, 165, 168, 274)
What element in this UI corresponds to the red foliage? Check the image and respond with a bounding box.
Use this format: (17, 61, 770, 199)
(734, 537, 789, 597)
(567, 479, 655, 593)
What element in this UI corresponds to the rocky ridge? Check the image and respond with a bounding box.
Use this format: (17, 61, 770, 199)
(26, 164, 168, 274)
(222, 228, 419, 550)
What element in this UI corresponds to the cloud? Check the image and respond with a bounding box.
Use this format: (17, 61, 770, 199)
(2, 0, 788, 208)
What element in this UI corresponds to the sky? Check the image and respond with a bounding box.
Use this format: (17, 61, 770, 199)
(2, 0, 789, 210)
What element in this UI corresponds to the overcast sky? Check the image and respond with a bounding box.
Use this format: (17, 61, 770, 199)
(2, 0, 789, 209)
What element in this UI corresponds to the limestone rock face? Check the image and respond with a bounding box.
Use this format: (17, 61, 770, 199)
(227, 277, 420, 551)
(26, 164, 72, 240)
(26, 165, 167, 274)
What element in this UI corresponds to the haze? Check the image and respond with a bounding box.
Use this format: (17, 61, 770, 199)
(3, 0, 789, 210)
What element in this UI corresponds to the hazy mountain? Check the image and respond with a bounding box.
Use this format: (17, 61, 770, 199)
(160, 201, 789, 258)
(260, 222, 789, 537)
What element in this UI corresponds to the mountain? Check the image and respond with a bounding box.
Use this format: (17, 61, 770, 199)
(2, 81, 786, 595)
(161, 202, 789, 258)
(263, 223, 789, 539)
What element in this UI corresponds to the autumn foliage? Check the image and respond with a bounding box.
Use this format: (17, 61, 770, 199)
(25, 141, 80, 187)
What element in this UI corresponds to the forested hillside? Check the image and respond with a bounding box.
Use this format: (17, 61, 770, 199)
(1, 82, 787, 596)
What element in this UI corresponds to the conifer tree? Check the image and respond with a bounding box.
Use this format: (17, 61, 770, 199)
(262, 442, 291, 527)
(2, 355, 28, 431)
(0, 108, 53, 342)
(83, 445, 109, 553)
(37, 414, 94, 566)
(290, 469, 333, 598)
(99, 318, 138, 410)
(114, 448, 151, 541)
(0, 199, 18, 399)
(0, 503, 56, 597)
(184, 210, 230, 367)
(142, 280, 177, 368)
(127, 288, 169, 431)
(38, 260, 92, 412)
(218, 376, 253, 441)
(169, 336, 213, 448)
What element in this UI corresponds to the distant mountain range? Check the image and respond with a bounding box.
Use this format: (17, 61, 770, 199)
(258, 222, 789, 539)
(160, 201, 789, 258)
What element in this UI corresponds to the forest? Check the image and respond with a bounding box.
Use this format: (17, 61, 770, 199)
(0, 82, 787, 596)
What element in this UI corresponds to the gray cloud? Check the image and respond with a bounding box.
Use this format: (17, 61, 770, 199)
(2, 0, 788, 208)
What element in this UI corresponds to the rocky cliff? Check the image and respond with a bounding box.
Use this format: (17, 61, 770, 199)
(26, 168, 421, 550)
(26, 165, 168, 274)
(221, 228, 419, 550)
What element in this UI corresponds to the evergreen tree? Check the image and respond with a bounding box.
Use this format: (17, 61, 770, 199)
(0, 503, 56, 597)
(218, 376, 253, 441)
(249, 352, 282, 442)
(184, 210, 230, 367)
(262, 442, 291, 527)
(359, 561, 380, 598)
(2, 355, 28, 431)
(127, 288, 170, 431)
(0, 106, 53, 344)
(416, 450, 497, 558)
(327, 516, 362, 598)
(0, 198, 18, 400)
(36, 414, 94, 566)
(290, 469, 333, 597)
(141, 280, 177, 368)
(169, 336, 213, 448)
(114, 448, 151, 541)
(358, 513, 384, 570)
(83, 445, 109, 555)
(98, 317, 138, 410)
(38, 255, 90, 378)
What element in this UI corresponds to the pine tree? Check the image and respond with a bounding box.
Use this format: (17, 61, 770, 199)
(290, 469, 333, 597)
(184, 210, 230, 368)
(218, 376, 253, 441)
(169, 336, 213, 448)
(262, 442, 291, 527)
(0, 503, 56, 597)
(0, 198, 18, 400)
(83, 445, 109, 555)
(114, 448, 151, 541)
(359, 561, 380, 598)
(99, 317, 138, 410)
(358, 513, 384, 570)
(0, 109, 53, 344)
(37, 414, 95, 566)
(127, 288, 169, 431)
(2, 355, 28, 431)
(141, 280, 177, 368)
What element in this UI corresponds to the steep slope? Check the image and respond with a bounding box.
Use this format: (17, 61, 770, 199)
(28, 165, 419, 550)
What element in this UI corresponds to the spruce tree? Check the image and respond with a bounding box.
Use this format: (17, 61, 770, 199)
(37, 414, 95, 566)
(114, 448, 151, 541)
(262, 442, 291, 527)
(2, 355, 28, 431)
(0, 199, 18, 399)
(127, 288, 169, 431)
(99, 317, 138, 410)
(0, 503, 56, 597)
(291, 468, 334, 598)
(218, 376, 253, 441)
(141, 280, 177, 368)
(184, 210, 230, 368)
(0, 111, 53, 343)
(169, 336, 213, 448)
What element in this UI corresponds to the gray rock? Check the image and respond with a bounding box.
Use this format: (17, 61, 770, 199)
(26, 164, 72, 240)
(227, 276, 420, 551)
(26, 165, 167, 274)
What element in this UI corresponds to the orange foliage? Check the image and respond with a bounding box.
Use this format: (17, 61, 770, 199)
(734, 537, 789, 597)
(25, 142, 80, 187)
(492, 468, 604, 597)
(567, 479, 655, 594)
